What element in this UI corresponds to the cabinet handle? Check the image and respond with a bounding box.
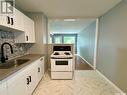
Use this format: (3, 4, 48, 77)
(40, 58, 43, 61)
(26, 78, 29, 85)
(7, 16, 10, 24)
(29, 76, 31, 82)
(11, 18, 13, 25)
(38, 67, 40, 72)
(26, 36, 28, 41)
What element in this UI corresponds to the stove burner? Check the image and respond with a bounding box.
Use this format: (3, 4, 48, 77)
(64, 52, 70, 55)
(54, 52, 59, 55)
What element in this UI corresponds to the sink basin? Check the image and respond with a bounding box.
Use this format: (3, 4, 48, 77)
(14, 59, 30, 66)
(0, 59, 30, 69)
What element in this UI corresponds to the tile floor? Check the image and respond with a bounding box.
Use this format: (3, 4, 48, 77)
(32, 70, 121, 95)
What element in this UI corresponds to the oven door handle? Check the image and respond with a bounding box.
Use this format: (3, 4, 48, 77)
(55, 62, 68, 65)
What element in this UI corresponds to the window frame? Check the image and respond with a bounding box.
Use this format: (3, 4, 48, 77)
(51, 34, 77, 52)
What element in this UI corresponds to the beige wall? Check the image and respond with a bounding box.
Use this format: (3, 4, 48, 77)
(97, 0, 127, 93)
(26, 13, 48, 73)
(77, 21, 96, 66)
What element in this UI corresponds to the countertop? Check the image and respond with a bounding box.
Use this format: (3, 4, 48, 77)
(0, 54, 45, 81)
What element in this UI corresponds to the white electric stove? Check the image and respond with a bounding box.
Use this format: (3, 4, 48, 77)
(51, 46, 74, 79)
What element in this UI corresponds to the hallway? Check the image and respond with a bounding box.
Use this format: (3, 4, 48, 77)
(75, 55, 93, 70)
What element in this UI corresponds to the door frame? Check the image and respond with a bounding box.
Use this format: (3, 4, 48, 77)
(93, 18, 99, 69)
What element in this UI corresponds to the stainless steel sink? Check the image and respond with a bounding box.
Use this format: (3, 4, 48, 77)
(0, 59, 30, 69)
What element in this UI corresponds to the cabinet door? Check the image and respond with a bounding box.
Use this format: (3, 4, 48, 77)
(0, 8, 24, 31)
(25, 62, 38, 95)
(37, 57, 44, 82)
(0, 82, 7, 95)
(35, 57, 44, 84)
(0, 2, 10, 28)
(13, 8, 24, 31)
(29, 19, 35, 43)
(23, 15, 35, 43)
(8, 15, 15, 28)
(7, 71, 27, 95)
(0, 15, 15, 29)
(0, 15, 9, 27)
(25, 17, 30, 43)
(15, 13, 35, 43)
(0, 2, 14, 29)
(29, 67, 37, 94)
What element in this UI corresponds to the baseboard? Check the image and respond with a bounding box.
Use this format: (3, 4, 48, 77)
(96, 69, 126, 95)
(75, 54, 95, 69)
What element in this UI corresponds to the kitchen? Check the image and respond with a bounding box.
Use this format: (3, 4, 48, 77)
(0, 0, 127, 95)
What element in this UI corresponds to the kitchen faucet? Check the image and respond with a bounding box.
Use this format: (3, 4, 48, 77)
(1, 42, 14, 63)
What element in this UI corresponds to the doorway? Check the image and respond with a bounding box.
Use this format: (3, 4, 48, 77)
(48, 19, 98, 70)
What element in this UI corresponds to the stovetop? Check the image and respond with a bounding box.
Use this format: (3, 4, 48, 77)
(54, 52, 59, 55)
(51, 51, 73, 58)
(64, 52, 70, 55)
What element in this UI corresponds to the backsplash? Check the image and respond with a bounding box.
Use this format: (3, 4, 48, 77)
(0, 30, 32, 60)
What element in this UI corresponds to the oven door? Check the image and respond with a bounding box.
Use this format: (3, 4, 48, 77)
(51, 59, 73, 71)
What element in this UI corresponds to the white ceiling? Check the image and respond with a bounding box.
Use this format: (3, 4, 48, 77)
(15, 0, 122, 18)
(49, 19, 95, 34)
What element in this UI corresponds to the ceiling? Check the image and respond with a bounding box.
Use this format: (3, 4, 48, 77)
(49, 19, 95, 34)
(15, 0, 122, 18)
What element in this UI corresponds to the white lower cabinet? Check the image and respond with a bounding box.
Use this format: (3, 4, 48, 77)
(0, 57, 44, 95)
(36, 57, 44, 83)
(0, 81, 7, 95)
(25, 62, 38, 95)
(7, 70, 27, 95)
(7, 63, 37, 95)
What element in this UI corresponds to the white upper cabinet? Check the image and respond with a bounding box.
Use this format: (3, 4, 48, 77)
(23, 14, 35, 43)
(0, 15, 9, 27)
(0, 14, 15, 29)
(0, 2, 14, 29)
(13, 8, 24, 31)
(0, 7, 35, 43)
(0, 8, 24, 32)
(15, 14, 35, 43)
